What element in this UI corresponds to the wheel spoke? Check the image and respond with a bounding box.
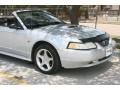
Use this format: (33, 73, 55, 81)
(47, 57, 53, 62)
(44, 50, 48, 59)
(46, 63, 51, 69)
(43, 50, 53, 61)
(41, 61, 45, 66)
(37, 54, 44, 59)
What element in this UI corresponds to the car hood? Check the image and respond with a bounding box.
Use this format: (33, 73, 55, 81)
(34, 24, 105, 39)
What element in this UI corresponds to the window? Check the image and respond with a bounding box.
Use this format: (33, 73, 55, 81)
(0, 16, 23, 30)
(17, 11, 63, 29)
(7, 17, 23, 30)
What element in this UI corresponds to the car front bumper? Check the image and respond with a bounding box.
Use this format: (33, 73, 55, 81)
(58, 41, 115, 68)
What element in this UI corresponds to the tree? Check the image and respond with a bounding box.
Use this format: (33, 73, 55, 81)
(69, 5, 81, 25)
(64, 5, 90, 25)
(85, 6, 89, 19)
(64, 5, 81, 25)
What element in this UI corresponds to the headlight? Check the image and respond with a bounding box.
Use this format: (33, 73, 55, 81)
(67, 42, 97, 50)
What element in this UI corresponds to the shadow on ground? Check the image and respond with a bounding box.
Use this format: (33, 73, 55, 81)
(0, 53, 113, 84)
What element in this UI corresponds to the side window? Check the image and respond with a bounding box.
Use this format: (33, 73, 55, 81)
(0, 17, 23, 30)
(7, 17, 24, 30)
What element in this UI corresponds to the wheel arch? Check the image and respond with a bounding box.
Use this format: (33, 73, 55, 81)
(31, 41, 61, 63)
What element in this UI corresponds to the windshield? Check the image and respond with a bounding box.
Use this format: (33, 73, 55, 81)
(17, 11, 63, 29)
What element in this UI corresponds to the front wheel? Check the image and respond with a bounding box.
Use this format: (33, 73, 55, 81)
(33, 44, 61, 74)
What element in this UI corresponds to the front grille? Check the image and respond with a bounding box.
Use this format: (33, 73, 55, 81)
(80, 34, 110, 47)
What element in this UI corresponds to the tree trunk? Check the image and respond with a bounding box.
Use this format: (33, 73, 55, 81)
(85, 7, 89, 19)
(69, 5, 80, 25)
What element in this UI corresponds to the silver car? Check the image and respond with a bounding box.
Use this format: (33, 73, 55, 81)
(0, 10, 116, 74)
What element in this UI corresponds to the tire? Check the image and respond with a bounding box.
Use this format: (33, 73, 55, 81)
(33, 43, 61, 74)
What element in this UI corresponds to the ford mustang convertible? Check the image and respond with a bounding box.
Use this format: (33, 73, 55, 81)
(0, 10, 116, 74)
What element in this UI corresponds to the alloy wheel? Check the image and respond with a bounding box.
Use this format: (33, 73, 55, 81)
(36, 49, 54, 71)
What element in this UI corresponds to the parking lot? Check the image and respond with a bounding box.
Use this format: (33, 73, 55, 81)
(0, 49, 119, 85)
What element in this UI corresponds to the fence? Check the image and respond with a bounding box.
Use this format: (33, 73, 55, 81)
(83, 10, 120, 24)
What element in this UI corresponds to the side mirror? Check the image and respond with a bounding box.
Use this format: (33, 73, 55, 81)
(9, 24, 22, 30)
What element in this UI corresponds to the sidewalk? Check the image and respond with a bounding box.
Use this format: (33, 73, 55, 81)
(80, 23, 120, 37)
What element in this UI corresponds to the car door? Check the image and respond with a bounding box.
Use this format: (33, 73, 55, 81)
(0, 16, 29, 59)
(0, 20, 14, 54)
(8, 17, 30, 59)
(10, 28, 30, 59)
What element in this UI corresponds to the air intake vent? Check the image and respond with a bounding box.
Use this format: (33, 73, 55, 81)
(68, 25, 78, 28)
